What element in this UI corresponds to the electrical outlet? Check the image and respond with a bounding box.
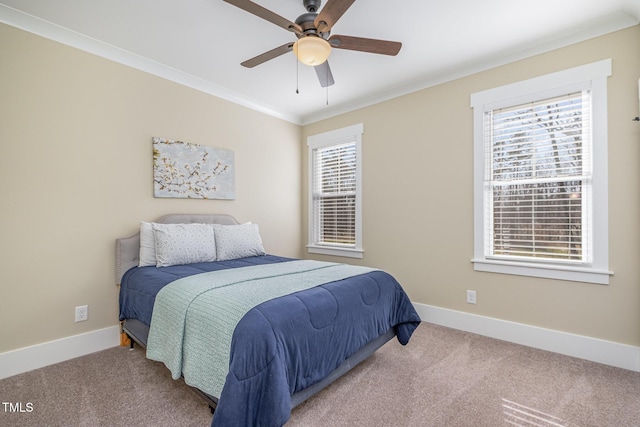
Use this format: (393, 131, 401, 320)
(75, 305, 88, 322)
(466, 290, 477, 304)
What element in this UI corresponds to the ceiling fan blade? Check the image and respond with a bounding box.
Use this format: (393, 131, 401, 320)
(314, 61, 335, 87)
(314, 0, 356, 33)
(328, 35, 402, 56)
(223, 0, 302, 34)
(241, 42, 294, 68)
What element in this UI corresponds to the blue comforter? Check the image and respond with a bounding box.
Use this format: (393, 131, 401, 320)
(118, 256, 420, 427)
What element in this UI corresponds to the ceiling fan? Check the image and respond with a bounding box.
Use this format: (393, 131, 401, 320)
(223, 0, 402, 87)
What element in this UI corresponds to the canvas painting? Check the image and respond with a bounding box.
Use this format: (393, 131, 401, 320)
(153, 137, 235, 199)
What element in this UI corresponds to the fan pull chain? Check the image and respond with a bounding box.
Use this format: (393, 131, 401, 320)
(296, 58, 299, 94)
(325, 64, 329, 105)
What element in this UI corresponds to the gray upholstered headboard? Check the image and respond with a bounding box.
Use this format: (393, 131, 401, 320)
(115, 213, 239, 285)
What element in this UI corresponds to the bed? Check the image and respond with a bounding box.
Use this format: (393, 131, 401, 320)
(116, 214, 421, 426)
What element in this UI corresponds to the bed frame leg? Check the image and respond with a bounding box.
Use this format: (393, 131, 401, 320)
(120, 329, 134, 350)
(119, 324, 132, 348)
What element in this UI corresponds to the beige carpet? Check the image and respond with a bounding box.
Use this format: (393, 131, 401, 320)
(1, 323, 639, 426)
(289, 324, 640, 427)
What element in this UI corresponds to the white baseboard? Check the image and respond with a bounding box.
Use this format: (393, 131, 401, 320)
(413, 302, 640, 372)
(2, 308, 639, 380)
(0, 325, 121, 380)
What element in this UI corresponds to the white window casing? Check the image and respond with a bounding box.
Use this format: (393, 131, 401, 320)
(471, 59, 613, 284)
(307, 123, 363, 258)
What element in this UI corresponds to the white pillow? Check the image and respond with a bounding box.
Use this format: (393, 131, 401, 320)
(138, 222, 157, 267)
(152, 223, 217, 267)
(212, 223, 266, 261)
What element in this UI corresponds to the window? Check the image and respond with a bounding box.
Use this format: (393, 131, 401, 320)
(471, 60, 612, 284)
(307, 124, 363, 258)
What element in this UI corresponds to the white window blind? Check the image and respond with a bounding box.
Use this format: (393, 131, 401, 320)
(485, 91, 592, 263)
(312, 141, 357, 247)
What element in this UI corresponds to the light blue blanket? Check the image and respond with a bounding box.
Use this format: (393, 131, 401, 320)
(146, 260, 376, 397)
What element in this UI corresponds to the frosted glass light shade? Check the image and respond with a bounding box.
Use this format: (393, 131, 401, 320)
(293, 37, 331, 66)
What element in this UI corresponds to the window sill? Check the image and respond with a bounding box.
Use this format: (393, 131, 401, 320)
(307, 245, 364, 259)
(471, 258, 612, 285)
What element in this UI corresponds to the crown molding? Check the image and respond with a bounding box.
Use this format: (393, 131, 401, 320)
(0, 4, 303, 125)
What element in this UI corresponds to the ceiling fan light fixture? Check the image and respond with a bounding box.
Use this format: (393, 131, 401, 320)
(293, 36, 331, 66)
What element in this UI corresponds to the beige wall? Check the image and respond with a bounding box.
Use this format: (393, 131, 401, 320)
(0, 24, 302, 352)
(302, 26, 640, 347)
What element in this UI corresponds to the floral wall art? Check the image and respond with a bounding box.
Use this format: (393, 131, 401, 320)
(153, 137, 235, 199)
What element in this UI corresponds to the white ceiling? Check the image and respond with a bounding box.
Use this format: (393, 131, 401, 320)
(1, 0, 639, 125)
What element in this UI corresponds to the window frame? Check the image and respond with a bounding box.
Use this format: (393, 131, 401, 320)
(470, 60, 612, 284)
(307, 123, 363, 259)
